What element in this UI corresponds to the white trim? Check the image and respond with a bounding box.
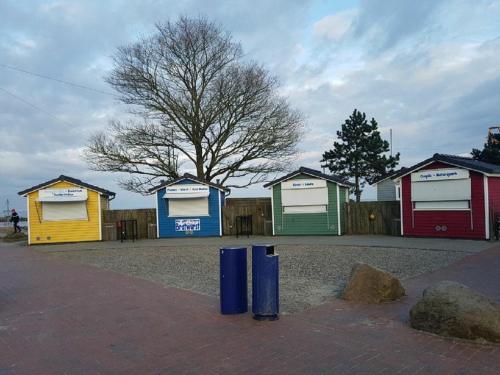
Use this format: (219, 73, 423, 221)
(484, 175, 490, 240)
(271, 188, 275, 235)
(400, 181, 404, 236)
(266, 171, 352, 189)
(336, 184, 341, 235)
(155, 191, 160, 238)
(149, 177, 227, 194)
(218, 191, 222, 236)
(98, 193, 102, 241)
(413, 208, 471, 211)
(26, 195, 31, 245)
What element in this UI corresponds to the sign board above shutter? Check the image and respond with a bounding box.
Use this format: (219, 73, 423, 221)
(163, 184, 210, 199)
(281, 179, 327, 190)
(38, 188, 88, 202)
(411, 168, 469, 182)
(281, 179, 328, 207)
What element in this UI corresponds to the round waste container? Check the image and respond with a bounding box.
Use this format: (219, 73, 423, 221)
(220, 247, 248, 314)
(252, 244, 279, 320)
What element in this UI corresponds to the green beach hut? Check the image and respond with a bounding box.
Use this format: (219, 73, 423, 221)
(264, 167, 353, 236)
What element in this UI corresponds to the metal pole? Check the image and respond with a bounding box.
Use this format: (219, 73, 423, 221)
(390, 128, 393, 157)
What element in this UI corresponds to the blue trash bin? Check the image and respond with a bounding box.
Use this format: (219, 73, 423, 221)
(220, 247, 248, 314)
(252, 244, 279, 320)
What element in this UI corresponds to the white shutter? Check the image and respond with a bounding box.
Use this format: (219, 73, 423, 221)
(411, 179, 471, 201)
(169, 198, 209, 217)
(281, 187, 328, 206)
(42, 202, 88, 221)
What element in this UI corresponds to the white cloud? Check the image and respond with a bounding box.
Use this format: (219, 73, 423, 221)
(1, 0, 500, 206)
(313, 9, 357, 41)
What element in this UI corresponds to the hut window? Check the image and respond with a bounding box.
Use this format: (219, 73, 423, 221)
(42, 201, 88, 221)
(411, 168, 471, 210)
(283, 205, 327, 214)
(281, 179, 328, 214)
(169, 198, 209, 217)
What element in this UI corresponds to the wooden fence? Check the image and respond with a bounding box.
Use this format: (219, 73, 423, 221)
(102, 209, 156, 240)
(222, 198, 272, 236)
(101, 200, 398, 239)
(344, 201, 401, 235)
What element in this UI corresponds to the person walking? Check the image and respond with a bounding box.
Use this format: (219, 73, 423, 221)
(10, 208, 22, 233)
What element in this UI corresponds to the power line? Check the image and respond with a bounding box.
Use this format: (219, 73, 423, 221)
(0, 63, 118, 97)
(0, 86, 75, 127)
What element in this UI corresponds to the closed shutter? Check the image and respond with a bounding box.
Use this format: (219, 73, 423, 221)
(281, 188, 329, 206)
(42, 201, 88, 221)
(169, 198, 209, 217)
(411, 179, 471, 201)
(281, 179, 328, 214)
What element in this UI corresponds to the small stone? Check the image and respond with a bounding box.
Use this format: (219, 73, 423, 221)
(342, 263, 405, 303)
(410, 281, 500, 343)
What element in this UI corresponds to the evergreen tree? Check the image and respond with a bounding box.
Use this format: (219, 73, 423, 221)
(321, 109, 400, 202)
(471, 137, 500, 165)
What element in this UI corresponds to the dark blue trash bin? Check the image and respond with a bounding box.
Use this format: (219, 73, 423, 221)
(220, 247, 248, 314)
(252, 244, 279, 320)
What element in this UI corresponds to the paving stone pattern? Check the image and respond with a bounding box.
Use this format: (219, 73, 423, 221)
(0, 241, 499, 374)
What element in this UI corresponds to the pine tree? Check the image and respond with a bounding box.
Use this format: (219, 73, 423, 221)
(471, 137, 500, 165)
(321, 109, 400, 202)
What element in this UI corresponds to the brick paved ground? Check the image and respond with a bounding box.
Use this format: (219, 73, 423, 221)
(0, 241, 499, 374)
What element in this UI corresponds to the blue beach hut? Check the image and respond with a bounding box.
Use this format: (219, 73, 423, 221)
(149, 174, 228, 238)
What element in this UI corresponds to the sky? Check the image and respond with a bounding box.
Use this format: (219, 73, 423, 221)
(1, 0, 500, 215)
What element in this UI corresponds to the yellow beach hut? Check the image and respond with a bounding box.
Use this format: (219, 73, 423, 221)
(18, 175, 115, 245)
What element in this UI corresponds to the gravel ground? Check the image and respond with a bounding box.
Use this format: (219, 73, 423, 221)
(49, 243, 480, 314)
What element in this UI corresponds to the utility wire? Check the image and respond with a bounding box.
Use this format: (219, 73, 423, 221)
(0, 86, 75, 127)
(0, 63, 118, 97)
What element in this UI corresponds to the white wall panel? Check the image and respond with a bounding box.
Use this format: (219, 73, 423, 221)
(411, 168, 469, 182)
(283, 205, 327, 213)
(414, 200, 470, 210)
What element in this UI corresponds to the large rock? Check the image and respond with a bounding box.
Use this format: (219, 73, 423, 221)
(410, 281, 500, 343)
(342, 263, 405, 303)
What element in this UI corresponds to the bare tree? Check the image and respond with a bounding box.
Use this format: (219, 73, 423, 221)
(84, 16, 303, 193)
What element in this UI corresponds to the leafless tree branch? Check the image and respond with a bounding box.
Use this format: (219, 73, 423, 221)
(84, 16, 303, 193)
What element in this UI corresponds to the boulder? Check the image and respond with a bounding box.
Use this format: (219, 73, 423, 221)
(342, 263, 405, 303)
(410, 281, 500, 343)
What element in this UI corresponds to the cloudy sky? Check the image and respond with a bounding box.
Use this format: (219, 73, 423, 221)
(1, 0, 500, 214)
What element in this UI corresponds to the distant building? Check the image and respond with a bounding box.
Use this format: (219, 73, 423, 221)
(264, 167, 353, 236)
(371, 168, 407, 202)
(18, 175, 115, 245)
(392, 153, 500, 240)
(149, 174, 228, 238)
